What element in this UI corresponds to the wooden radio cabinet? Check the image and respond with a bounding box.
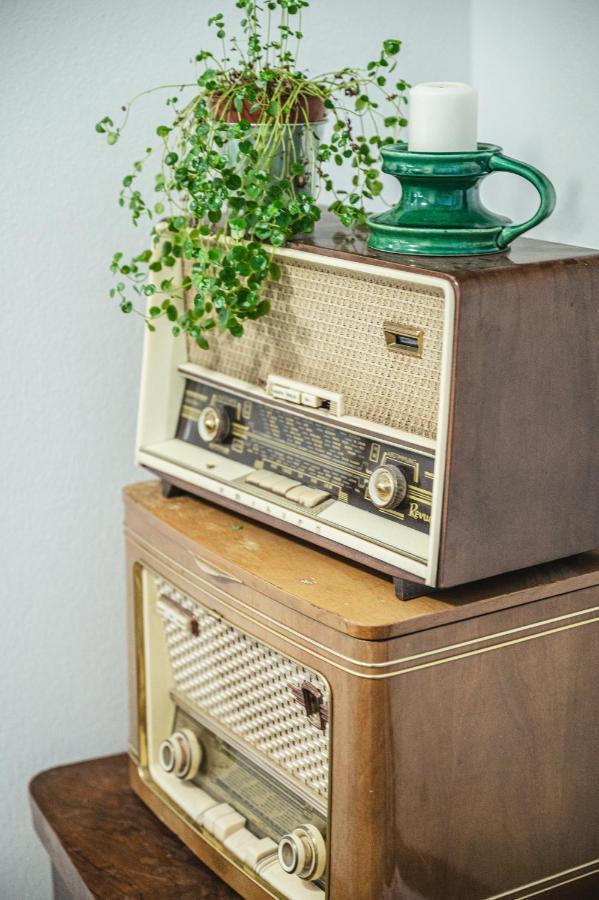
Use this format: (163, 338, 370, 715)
(125, 481, 599, 900)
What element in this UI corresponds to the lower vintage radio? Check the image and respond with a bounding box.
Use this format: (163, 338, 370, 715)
(137, 570, 329, 899)
(125, 483, 599, 900)
(135, 216, 599, 592)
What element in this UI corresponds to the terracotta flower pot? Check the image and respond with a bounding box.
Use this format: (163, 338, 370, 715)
(211, 93, 326, 125)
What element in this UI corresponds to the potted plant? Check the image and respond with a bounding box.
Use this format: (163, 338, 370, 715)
(97, 0, 408, 349)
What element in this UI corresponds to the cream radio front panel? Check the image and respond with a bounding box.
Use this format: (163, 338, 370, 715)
(136, 246, 456, 587)
(140, 569, 330, 899)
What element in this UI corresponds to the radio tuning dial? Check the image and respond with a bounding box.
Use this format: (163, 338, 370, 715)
(278, 824, 327, 881)
(159, 728, 203, 781)
(198, 403, 231, 444)
(368, 464, 408, 510)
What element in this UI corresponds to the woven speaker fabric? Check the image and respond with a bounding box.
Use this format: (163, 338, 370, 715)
(156, 577, 329, 801)
(184, 255, 445, 441)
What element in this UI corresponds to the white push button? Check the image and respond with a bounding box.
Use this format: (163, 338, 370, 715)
(189, 789, 220, 819)
(213, 809, 247, 842)
(243, 836, 278, 869)
(202, 802, 245, 840)
(245, 470, 268, 487)
(286, 486, 330, 508)
(257, 471, 283, 490)
(269, 475, 301, 495)
(224, 827, 261, 858)
(300, 392, 323, 409)
(246, 471, 302, 496)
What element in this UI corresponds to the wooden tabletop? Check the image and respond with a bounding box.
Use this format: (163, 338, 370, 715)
(30, 754, 239, 899)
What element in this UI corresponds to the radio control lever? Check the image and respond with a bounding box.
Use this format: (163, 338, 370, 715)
(198, 404, 231, 444)
(277, 824, 326, 881)
(368, 464, 408, 510)
(159, 728, 203, 781)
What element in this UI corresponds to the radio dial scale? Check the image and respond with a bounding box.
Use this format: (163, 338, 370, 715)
(175, 371, 435, 538)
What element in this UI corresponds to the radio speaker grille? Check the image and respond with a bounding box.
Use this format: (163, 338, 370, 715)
(185, 254, 445, 440)
(155, 577, 329, 801)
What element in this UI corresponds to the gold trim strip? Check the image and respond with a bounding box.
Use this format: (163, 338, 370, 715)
(485, 857, 599, 899)
(126, 523, 599, 674)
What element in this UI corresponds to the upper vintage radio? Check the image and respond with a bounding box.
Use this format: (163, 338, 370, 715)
(136, 215, 599, 591)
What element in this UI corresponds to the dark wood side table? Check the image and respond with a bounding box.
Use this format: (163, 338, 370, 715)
(30, 753, 239, 899)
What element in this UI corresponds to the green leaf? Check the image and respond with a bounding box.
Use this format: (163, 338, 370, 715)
(383, 39, 401, 55)
(226, 173, 242, 190)
(156, 125, 171, 138)
(266, 100, 279, 117)
(229, 319, 244, 337)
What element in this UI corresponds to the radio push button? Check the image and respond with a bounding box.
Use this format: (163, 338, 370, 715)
(202, 802, 247, 843)
(368, 464, 408, 510)
(285, 485, 330, 508)
(245, 470, 299, 492)
(244, 471, 329, 507)
(269, 475, 302, 496)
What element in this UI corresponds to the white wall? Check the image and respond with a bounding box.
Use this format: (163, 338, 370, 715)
(472, 0, 599, 248)
(0, 1, 470, 898)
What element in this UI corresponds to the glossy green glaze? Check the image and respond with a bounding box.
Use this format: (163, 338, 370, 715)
(367, 142, 556, 256)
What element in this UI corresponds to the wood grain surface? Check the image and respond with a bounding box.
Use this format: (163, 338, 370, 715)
(124, 480, 599, 640)
(29, 754, 239, 900)
(289, 212, 599, 274)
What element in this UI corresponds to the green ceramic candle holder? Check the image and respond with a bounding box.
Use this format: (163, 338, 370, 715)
(367, 142, 556, 256)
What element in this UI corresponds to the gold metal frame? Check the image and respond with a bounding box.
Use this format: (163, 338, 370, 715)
(383, 321, 424, 358)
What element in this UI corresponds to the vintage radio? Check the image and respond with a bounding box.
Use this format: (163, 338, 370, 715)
(125, 482, 599, 900)
(135, 217, 599, 592)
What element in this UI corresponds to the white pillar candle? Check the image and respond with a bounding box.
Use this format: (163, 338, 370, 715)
(408, 82, 478, 153)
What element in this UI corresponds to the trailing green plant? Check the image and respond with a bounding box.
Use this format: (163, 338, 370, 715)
(97, 0, 408, 349)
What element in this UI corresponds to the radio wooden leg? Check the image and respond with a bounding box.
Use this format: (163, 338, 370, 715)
(161, 480, 186, 500)
(393, 576, 436, 600)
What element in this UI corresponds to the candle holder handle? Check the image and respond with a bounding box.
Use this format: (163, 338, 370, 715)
(488, 152, 556, 248)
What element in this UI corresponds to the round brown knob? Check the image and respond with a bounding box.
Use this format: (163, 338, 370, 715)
(198, 404, 231, 444)
(278, 824, 326, 881)
(159, 728, 203, 781)
(368, 464, 408, 510)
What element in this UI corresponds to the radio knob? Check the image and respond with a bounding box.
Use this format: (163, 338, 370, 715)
(198, 404, 231, 444)
(368, 464, 408, 510)
(159, 728, 203, 781)
(277, 824, 326, 881)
